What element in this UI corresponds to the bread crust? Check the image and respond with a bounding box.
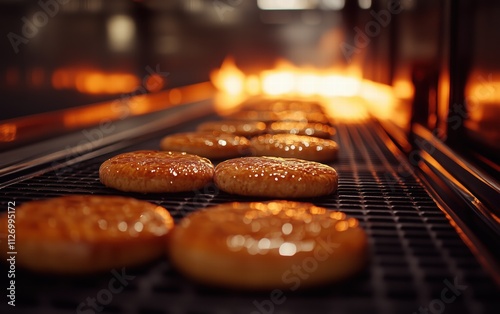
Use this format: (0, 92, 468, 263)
(214, 156, 338, 198)
(99, 150, 214, 193)
(250, 134, 338, 162)
(267, 121, 335, 139)
(169, 200, 367, 290)
(227, 110, 329, 124)
(160, 132, 250, 159)
(243, 100, 324, 113)
(197, 120, 266, 137)
(0, 195, 174, 274)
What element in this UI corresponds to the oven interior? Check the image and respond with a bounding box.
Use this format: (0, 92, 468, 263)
(0, 1, 499, 314)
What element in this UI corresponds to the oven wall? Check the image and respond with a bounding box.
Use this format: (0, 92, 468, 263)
(373, 0, 500, 164)
(1, 0, 498, 165)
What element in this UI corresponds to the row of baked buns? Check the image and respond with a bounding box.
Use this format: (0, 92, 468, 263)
(0, 99, 368, 291)
(1, 196, 367, 290)
(197, 120, 336, 138)
(160, 131, 338, 162)
(99, 151, 339, 198)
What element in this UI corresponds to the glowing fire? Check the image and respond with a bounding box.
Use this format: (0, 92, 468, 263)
(52, 68, 144, 95)
(210, 56, 403, 121)
(0, 123, 16, 142)
(210, 57, 246, 96)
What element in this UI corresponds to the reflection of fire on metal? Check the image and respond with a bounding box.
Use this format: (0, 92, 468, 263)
(51, 68, 164, 95)
(0, 123, 16, 142)
(465, 74, 500, 122)
(0, 82, 214, 147)
(464, 73, 500, 149)
(210, 56, 403, 122)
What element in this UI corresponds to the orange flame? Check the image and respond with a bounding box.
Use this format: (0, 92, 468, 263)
(52, 67, 140, 95)
(210, 57, 245, 96)
(211, 56, 404, 121)
(0, 123, 16, 142)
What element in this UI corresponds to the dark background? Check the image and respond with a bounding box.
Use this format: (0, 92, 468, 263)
(0, 0, 348, 119)
(0, 0, 498, 161)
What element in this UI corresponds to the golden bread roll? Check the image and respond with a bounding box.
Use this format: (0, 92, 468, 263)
(250, 134, 338, 162)
(160, 132, 250, 159)
(99, 150, 214, 193)
(214, 156, 338, 198)
(0, 195, 174, 274)
(267, 121, 335, 139)
(243, 100, 324, 113)
(169, 200, 367, 290)
(227, 110, 329, 124)
(196, 120, 266, 137)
